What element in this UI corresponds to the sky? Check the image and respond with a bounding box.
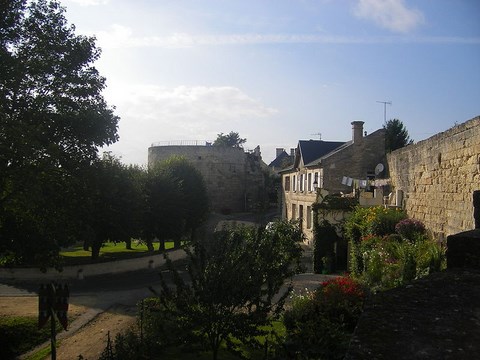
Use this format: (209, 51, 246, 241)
(61, 0, 480, 165)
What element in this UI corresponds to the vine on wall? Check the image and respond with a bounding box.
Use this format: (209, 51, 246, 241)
(312, 194, 358, 273)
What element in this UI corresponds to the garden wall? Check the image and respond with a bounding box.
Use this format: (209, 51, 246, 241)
(387, 116, 480, 240)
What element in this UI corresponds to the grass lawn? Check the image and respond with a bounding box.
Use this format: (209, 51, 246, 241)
(59, 241, 176, 265)
(0, 315, 75, 360)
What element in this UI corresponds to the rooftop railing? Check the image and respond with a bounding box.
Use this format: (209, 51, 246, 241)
(151, 140, 214, 147)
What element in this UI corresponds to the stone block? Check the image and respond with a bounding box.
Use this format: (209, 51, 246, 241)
(447, 229, 480, 269)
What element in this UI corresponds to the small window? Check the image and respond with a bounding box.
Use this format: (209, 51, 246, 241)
(285, 176, 291, 191)
(307, 206, 312, 229)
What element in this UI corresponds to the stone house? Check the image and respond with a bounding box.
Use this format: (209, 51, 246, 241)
(281, 121, 386, 243)
(148, 142, 268, 214)
(268, 148, 295, 174)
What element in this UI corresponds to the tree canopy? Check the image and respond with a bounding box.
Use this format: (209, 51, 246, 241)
(0, 0, 119, 266)
(156, 156, 209, 245)
(213, 131, 246, 148)
(383, 119, 413, 152)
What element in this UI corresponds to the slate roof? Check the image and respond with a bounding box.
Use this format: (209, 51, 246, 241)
(268, 150, 291, 168)
(298, 140, 346, 166)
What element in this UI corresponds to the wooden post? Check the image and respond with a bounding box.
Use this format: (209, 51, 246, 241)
(49, 283, 57, 360)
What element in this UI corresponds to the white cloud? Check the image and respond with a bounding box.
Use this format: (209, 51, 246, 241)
(102, 85, 278, 165)
(95, 24, 479, 49)
(353, 0, 425, 33)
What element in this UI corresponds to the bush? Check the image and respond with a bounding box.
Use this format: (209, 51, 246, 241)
(350, 233, 446, 292)
(395, 218, 426, 240)
(0, 316, 62, 359)
(282, 277, 365, 359)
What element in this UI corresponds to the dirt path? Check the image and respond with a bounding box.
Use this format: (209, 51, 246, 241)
(0, 296, 139, 360)
(54, 304, 137, 360)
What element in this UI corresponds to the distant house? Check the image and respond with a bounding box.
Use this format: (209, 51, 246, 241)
(281, 121, 386, 243)
(268, 148, 295, 174)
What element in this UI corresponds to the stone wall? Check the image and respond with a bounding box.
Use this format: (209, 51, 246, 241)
(387, 116, 480, 240)
(148, 145, 266, 213)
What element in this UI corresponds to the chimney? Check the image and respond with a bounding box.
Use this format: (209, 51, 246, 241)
(276, 148, 284, 158)
(351, 121, 365, 145)
(290, 148, 295, 157)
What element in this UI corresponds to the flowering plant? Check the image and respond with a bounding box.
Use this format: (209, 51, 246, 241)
(321, 276, 365, 303)
(395, 218, 426, 240)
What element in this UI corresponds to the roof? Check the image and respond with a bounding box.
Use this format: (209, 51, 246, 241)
(268, 150, 291, 168)
(298, 140, 345, 166)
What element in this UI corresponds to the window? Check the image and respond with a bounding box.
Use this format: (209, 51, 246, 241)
(307, 173, 312, 192)
(314, 170, 324, 189)
(300, 174, 305, 192)
(306, 206, 312, 229)
(284, 176, 291, 191)
(292, 204, 297, 219)
(293, 175, 297, 192)
(299, 205, 304, 227)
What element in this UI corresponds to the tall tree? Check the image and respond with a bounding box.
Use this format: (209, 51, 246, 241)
(157, 156, 209, 247)
(0, 0, 119, 265)
(213, 131, 246, 148)
(142, 166, 186, 252)
(383, 119, 413, 152)
(81, 154, 144, 259)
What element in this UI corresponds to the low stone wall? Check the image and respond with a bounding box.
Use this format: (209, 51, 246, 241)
(0, 249, 187, 281)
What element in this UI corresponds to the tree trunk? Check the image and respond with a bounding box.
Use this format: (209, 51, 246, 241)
(125, 238, 132, 250)
(173, 237, 181, 249)
(146, 238, 154, 252)
(91, 241, 101, 260)
(158, 238, 165, 252)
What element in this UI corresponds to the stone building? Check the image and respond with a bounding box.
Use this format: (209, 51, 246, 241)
(148, 142, 268, 213)
(281, 121, 386, 243)
(268, 148, 295, 174)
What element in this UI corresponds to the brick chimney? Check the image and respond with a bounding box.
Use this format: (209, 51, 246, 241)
(351, 121, 365, 145)
(276, 148, 284, 158)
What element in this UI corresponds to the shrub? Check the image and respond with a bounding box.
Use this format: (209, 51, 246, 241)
(282, 277, 365, 359)
(395, 218, 426, 240)
(369, 207, 407, 236)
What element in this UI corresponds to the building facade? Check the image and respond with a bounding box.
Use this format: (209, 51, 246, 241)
(281, 121, 386, 243)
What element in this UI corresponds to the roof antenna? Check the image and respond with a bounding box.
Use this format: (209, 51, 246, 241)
(376, 101, 392, 123)
(310, 132, 322, 140)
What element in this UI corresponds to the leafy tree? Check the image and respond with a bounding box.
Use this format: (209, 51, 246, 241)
(213, 131, 246, 148)
(156, 156, 209, 247)
(142, 166, 186, 252)
(0, 0, 119, 265)
(383, 119, 413, 152)
(145, 220, 304, 360)
(81, 154, 144, 259)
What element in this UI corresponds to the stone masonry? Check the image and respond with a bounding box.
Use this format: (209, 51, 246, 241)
(387, 116, 480, 240)
(148, 145, 267, 213)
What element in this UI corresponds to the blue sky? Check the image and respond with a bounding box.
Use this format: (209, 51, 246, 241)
(62, 0, 480, 165)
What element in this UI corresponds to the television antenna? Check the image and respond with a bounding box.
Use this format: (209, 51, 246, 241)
(376, 101, 392, 123)
(311, 132, 322, 140)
